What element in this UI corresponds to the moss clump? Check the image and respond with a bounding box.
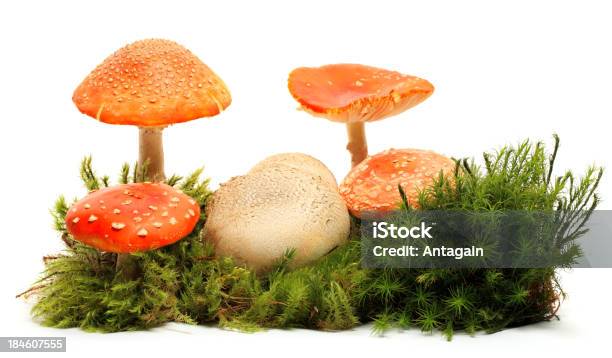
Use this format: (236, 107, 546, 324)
(25, 136, 602, 338)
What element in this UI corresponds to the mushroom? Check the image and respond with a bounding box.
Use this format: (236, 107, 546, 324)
(288, 64, 434, 167)
(339, 148, 455, 217)
(65, 182, 200, 253)
(203, 153, 350, 273)
(73, 39, 231, 182)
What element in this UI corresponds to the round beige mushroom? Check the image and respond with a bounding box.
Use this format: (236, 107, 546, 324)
(203, 153, 350, 273)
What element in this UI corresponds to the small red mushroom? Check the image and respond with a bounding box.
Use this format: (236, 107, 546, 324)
(339, 148, 455, 217)
(288, 64, 434, 167)
(65, 182, 200, 253)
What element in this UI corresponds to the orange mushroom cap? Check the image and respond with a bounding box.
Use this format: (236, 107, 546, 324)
(73, 39, 231, 127)
(65, 182, 200, 253)
(339, 149, 455, 217)
(288, 64, 433, 123)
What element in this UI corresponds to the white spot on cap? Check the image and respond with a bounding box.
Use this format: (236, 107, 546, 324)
(187, 209, 195, 217)
(355, 80, 363, 87)
(148, 205, 158, 211)
(169, 217, 177, 225)
(122, 200, 132, 205)
(152, 222, 163, 228)
(113, 208, 121, 214)
(137, 228, 148, 237)
(84, 203, 91, 209)
(111, 222, 126, 230)
(72, 217, 80, 224)
(170, 197, 180, 203)
(134, 217, 142, 222)
(88, 215, 98, 223)
(161, 211, 168, 217)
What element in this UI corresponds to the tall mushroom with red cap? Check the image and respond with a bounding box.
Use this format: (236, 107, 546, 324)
(288, 64, 434, 167)
(65, 183, 200, 255)
(73, 39, 231, 182)
(339, 148, 455, 217)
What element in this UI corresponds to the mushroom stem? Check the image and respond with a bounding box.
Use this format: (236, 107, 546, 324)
(119, 126, 165, 278)
(346, 122, 368, 167)
(139, 126, 166, 182)
(115, 254, 140, 279)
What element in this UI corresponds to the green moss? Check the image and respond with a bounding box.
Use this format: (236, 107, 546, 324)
(27, 135, 602, 338)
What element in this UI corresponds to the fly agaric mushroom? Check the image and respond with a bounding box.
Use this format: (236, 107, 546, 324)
(73, 39, 231, 182)
(339, 148, 455, 217)
(204, 153, 350, 273)
(288, 64, 434, 167)
(65, 182, 200, 253)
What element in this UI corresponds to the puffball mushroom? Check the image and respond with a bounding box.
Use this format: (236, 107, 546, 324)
(65, 183, 200, 253)
(73, 39, 231, 182)
(204, 153, 350, 273)
(339, 149, 455, 217)
(288, 64, 434, 167)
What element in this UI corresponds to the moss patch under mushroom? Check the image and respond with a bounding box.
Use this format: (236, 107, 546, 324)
(23, 135, 602, 338)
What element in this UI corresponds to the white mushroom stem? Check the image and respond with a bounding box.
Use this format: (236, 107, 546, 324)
(115, 126, 166, 278)
(139, 126, 166, 182)
(346, 122, 368, 167)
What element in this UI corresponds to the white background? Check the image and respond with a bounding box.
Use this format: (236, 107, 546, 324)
(1, 0, 611, 357)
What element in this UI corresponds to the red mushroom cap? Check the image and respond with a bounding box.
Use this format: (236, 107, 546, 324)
(65, 182, 200, 253)
(339, 149, 455, 217)
(73, 39, 231, 127)
(288, 64, 433, 123)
